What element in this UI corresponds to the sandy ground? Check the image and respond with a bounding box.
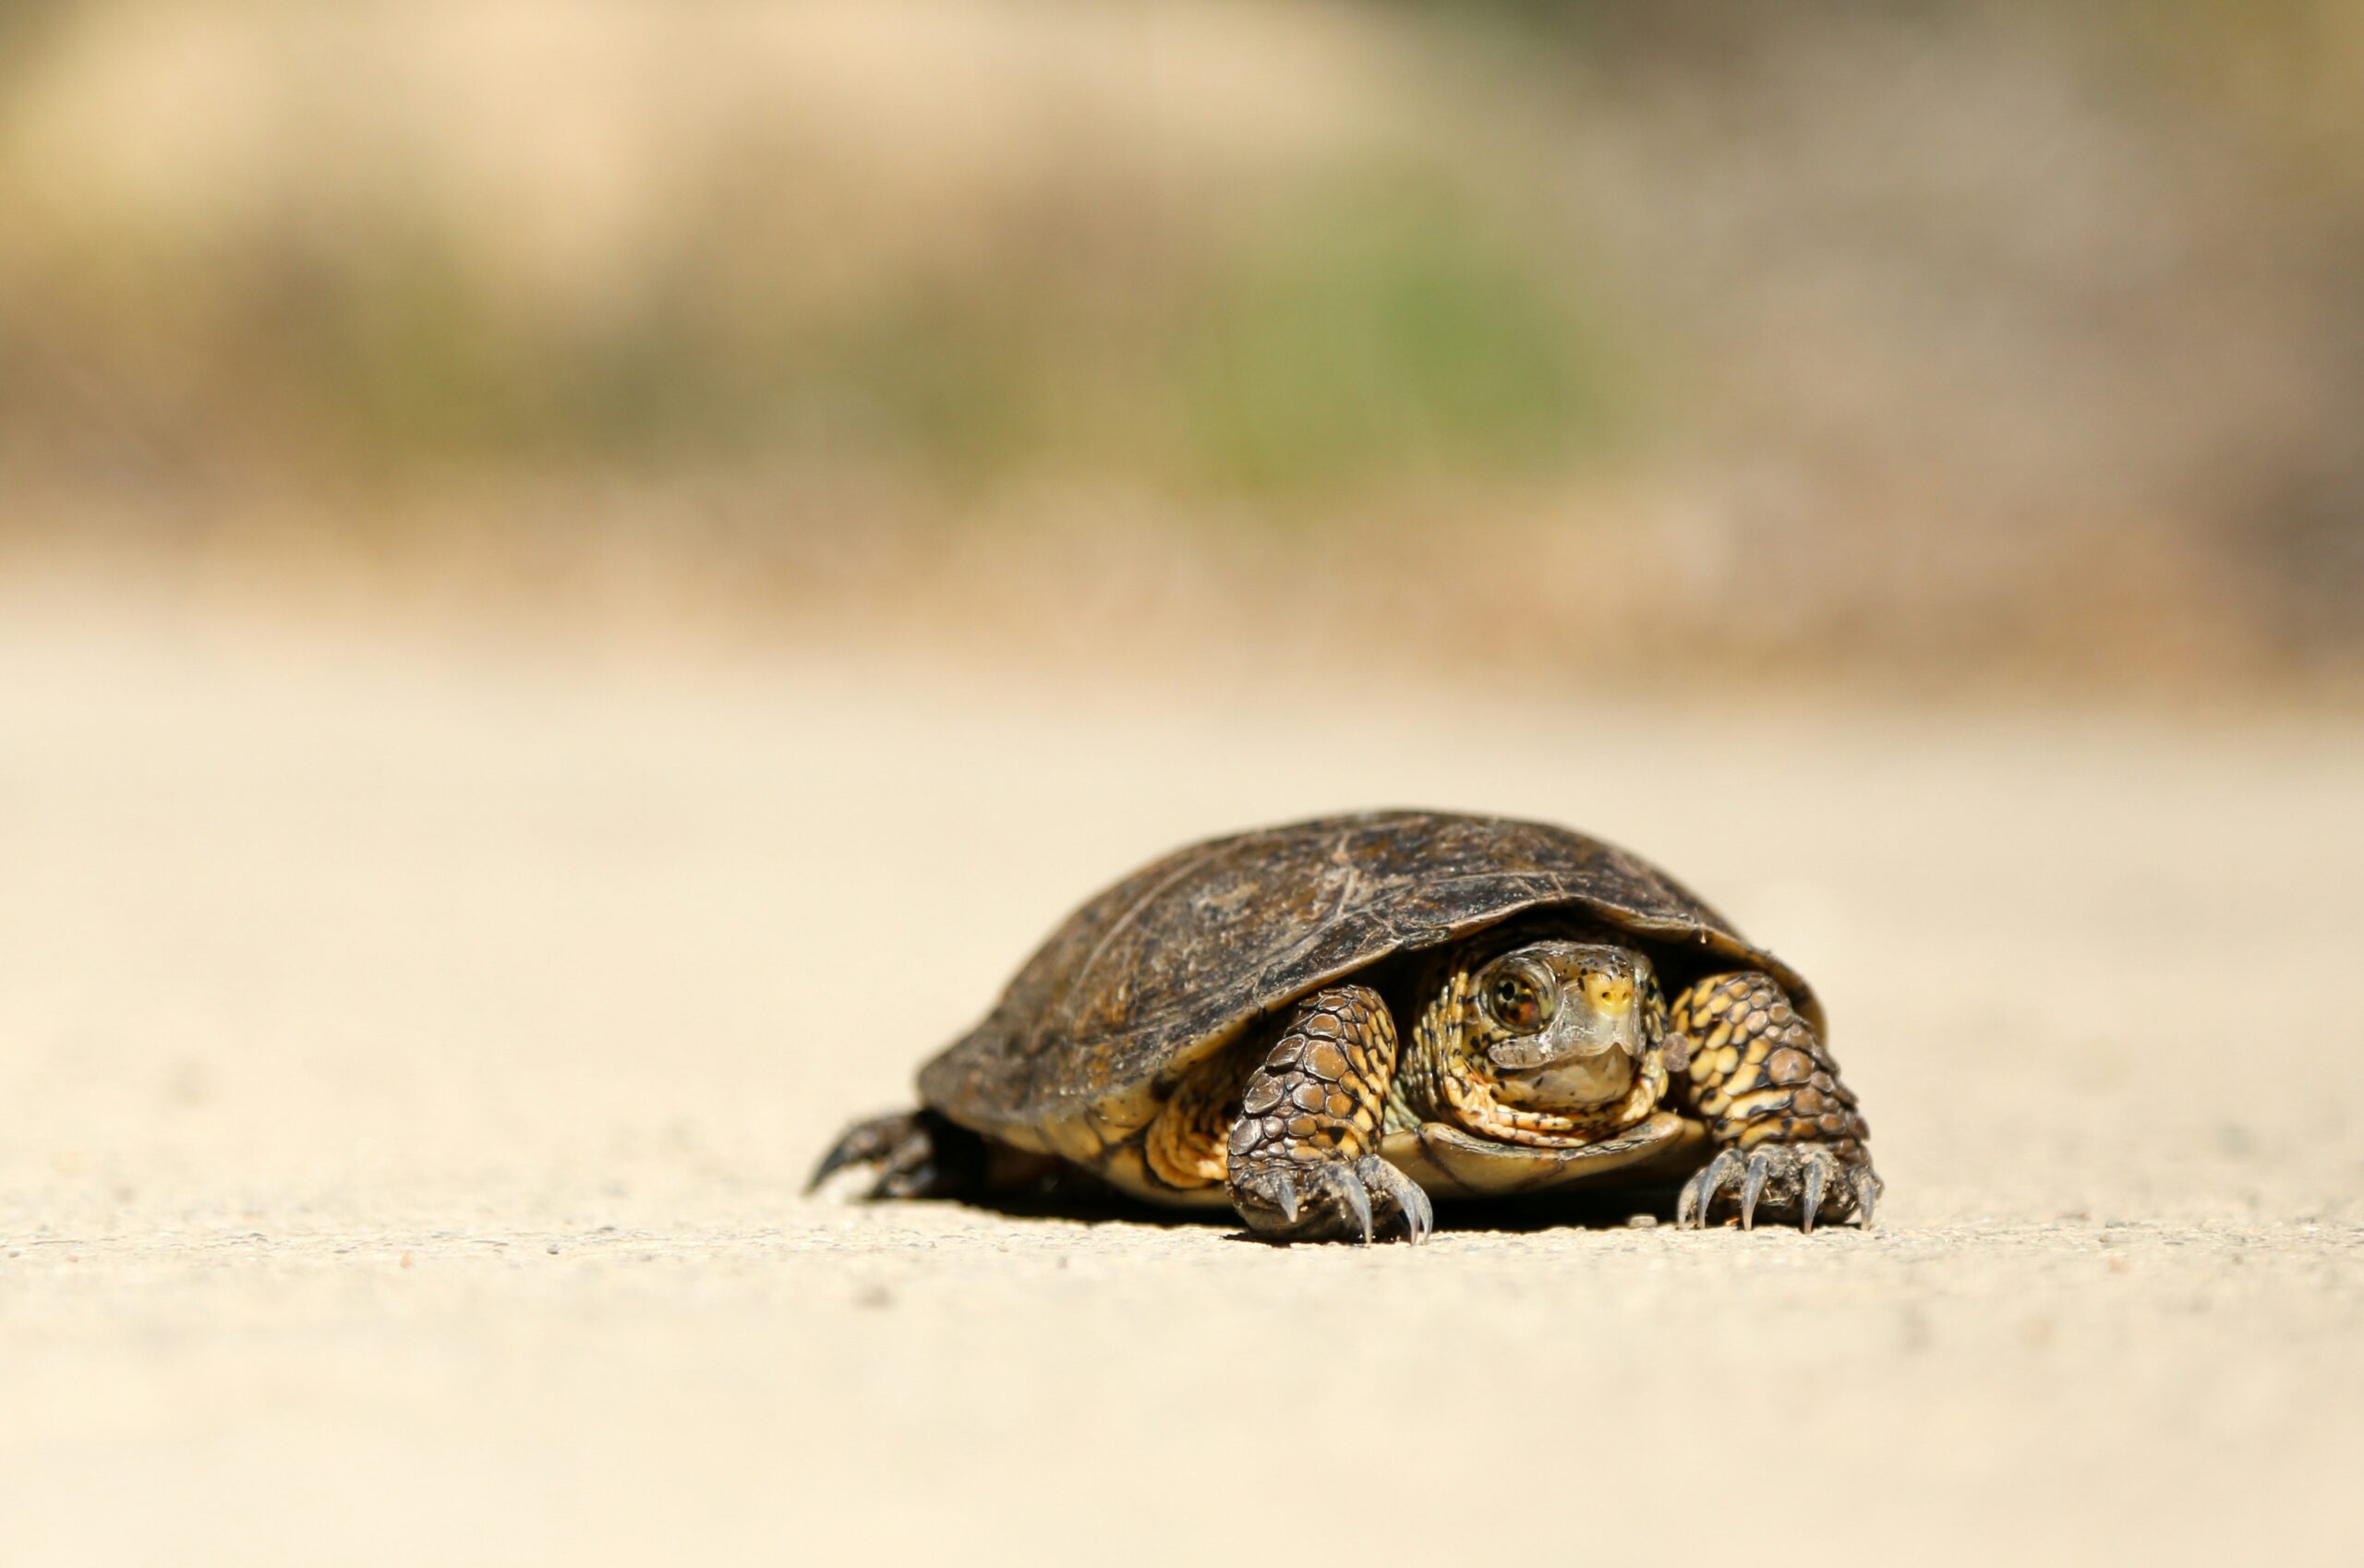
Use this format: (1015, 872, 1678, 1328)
(3, 579, 2360, 1566)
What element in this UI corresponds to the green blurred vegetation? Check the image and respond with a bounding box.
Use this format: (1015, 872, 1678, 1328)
(1180, 188, 1622, 494)
(9, 155, 1624, 501)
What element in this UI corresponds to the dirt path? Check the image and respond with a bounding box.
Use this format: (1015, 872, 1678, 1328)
(3, 588, 2358, 1565)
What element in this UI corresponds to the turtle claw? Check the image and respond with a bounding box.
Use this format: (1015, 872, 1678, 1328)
(808, 1109, 976, 1201)
(1851, 1163, 1883, 1228)
(1738, 1150, 1773, 1230)
(808, 1111, 919, 1194)
(1677, 1148, 1747, 1228)
(1362, 1155, 1435, 1245)
(1233, 1167, 1301, 1232)
(1679, 1142, 1877, 1233)
(1271, 1174, 1301, 1226)
(1329, 1164, 1375, 1245)
(1234, 1155, 1432, 1246)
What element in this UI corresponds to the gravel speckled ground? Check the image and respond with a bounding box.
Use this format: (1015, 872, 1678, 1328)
(3, 588, 2359, 1565)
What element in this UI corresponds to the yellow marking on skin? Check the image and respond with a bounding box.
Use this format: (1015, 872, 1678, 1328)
(1447, 1067, 1664, 1148)
(1726, 1087, 1801, 1119)
(1142, 1047, 1251, 1189)
(1706, 1021, 1733, 1051)
(1714, 1045, 1741, 1077)
(1585, 972, 1634, 1011)
(1143, 1127, 1224, 1187)
(1733, 1118, 1798, 1148)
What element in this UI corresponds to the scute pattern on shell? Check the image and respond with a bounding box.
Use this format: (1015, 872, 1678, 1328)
(916, 811, 1820, 1145)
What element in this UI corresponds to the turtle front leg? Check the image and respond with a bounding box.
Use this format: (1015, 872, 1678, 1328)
(1226, 985, 1434, 1245)
(1666, 972, 1880, 1231)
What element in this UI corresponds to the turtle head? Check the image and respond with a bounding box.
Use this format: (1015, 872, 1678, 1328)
(1469, 941, 1657, 1109)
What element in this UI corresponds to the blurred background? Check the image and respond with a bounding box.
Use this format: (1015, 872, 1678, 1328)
(8, 8, 2364, 1565)
(5, 0, 2360, 695)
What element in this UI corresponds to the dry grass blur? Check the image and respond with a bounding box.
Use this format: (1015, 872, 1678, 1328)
(4, 0, 2360, 692)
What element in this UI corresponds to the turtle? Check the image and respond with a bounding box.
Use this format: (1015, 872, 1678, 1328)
(812, 811, 1877, 1244)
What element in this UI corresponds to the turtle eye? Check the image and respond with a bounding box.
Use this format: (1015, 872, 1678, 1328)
(1478, 957, 1558, 1033)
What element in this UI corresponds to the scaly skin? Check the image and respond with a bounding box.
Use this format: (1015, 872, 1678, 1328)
(1143, 1035, 1255, 1191)
(1667, 971, 1879, 1230)
(1224, 985, 1433, 1244)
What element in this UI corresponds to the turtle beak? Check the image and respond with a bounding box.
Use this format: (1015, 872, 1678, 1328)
(1538, 988, 1643, 1063)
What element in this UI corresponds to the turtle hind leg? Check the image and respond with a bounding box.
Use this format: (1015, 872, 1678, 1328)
(1225, 984, 1434, 1245)
(808, 1107, 987, 1200)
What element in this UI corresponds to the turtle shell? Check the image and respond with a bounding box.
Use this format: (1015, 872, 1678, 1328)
(917, 811, 1820, 1158)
